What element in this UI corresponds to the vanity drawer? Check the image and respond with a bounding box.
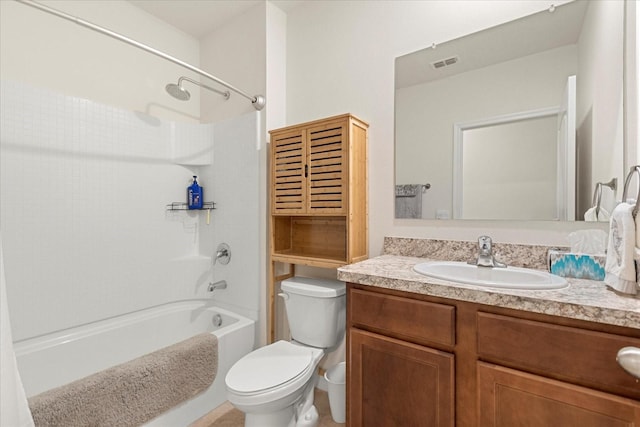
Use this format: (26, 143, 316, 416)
(477, 312, 640, 399)
(349, 288, 455, 347)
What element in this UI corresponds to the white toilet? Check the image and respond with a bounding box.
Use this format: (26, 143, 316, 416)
(225, 276, 346, 427)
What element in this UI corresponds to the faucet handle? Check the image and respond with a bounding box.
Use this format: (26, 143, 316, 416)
(478, 235, 492, 252)
(214, 243, 231, 265)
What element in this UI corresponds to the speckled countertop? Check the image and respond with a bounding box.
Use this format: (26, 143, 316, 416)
(337, 252, 640, 330)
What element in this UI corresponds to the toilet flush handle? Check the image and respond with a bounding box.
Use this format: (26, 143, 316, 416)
(278, 292, 289, 301)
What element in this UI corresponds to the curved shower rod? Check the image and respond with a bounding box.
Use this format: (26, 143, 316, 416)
(14, 0, 266, 111)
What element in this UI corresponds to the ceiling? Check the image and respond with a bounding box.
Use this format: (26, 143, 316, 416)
(129, 0, 302, 39)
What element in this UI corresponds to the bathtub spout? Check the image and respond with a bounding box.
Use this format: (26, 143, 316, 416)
(208, 280, 227, 292)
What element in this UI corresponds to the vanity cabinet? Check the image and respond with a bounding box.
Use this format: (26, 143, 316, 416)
(348, 289, 455, 427)
(347, 284, 640, 427)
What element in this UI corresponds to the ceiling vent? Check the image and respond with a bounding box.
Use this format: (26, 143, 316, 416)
(431, 55, 459, 69)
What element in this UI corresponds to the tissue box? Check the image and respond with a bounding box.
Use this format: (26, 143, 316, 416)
(548, 250, 606, 281)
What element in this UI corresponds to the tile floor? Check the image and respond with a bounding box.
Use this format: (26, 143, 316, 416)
(191, 389, 344, 427)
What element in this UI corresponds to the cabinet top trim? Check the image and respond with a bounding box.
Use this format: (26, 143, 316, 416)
(268, 113, 369, 134)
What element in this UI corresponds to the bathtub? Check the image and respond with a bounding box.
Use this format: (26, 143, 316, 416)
(13, 299, 255, 426)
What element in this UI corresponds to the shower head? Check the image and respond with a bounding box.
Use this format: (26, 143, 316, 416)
(166, 76, 229, 102)
(165, 82, 191, 101)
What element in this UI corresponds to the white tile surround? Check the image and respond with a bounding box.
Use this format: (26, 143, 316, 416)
(0, 81, 260, 341)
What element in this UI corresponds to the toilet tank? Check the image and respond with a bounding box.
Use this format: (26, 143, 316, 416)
(281, 277, 346, 349)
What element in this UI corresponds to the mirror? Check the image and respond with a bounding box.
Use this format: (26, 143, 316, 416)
(395, 1, 625, 221)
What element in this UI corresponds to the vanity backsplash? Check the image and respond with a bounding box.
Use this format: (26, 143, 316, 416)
(382, 237, 567, 271)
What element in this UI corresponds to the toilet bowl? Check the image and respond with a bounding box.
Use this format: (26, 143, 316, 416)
(225, 277, 346, 427)
(226, 340, 324, 427)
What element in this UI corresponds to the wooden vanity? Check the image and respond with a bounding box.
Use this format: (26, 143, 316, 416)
(340, 254, 640, 427)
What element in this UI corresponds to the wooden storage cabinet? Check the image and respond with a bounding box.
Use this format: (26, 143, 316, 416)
(347, 285, 640, 427)
(269, 114, 368, 341)
(269, 113, 368, 266)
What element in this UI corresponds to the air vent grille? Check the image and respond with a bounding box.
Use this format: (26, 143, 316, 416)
(431, 55, 459, 69)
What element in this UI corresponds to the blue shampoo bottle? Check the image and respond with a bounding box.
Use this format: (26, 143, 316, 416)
(187, 175, 203, 209)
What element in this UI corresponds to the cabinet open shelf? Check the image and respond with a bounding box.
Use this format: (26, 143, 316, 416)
(272, 215, 347, 264)
(271, 253, 348, 269)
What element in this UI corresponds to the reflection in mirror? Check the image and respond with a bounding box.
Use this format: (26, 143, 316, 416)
(395, 0, 625, 221)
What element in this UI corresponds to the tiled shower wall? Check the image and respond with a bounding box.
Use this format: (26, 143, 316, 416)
(0, 81, 260, 341)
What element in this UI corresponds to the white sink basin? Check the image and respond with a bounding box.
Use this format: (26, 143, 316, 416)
(413, 261, 568, 290)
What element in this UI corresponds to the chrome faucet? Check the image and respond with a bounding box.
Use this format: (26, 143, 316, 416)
(469, 236, 506, 268)
(208, 280, 228, 292)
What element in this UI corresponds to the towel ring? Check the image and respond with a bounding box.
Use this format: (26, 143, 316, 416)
(592, 183, 603, 217)
(622, 165, 640, 218)
(590, 178, 617, 217)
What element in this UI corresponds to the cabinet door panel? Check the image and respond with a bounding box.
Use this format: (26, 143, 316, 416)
(271, 129, 306, 214)
(478, 362, 640, 427)
(306, 121, 347, 214)
(349, 329, 454, 427)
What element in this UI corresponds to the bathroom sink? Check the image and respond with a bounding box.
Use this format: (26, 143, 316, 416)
(413, 261, 568, 290)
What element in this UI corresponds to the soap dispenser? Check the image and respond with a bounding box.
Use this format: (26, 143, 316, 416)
(187, 175, 203, 209)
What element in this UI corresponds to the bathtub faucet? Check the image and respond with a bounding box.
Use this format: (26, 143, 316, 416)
(208, 280, 228, 292)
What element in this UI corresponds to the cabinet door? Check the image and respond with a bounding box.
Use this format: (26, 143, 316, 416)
(306, 120, 347, 214)
(478, 362, 640, 426)
(271, 128, 307, 214)
(349, 329, 454, 427)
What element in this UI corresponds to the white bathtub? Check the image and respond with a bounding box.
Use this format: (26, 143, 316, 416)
(13, 299, 255, 426)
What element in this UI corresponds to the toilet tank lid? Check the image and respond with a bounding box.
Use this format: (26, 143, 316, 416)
(281, 276, 346, 298)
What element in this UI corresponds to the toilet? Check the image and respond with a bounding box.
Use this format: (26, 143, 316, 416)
(225, 277, 346, 427)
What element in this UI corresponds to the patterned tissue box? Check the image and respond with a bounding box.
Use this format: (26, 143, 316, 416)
(548, 250, 606, 281)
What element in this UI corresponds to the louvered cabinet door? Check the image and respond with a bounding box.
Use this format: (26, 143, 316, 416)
(271, 129, 307, 214)
(306, 120, 347, 214)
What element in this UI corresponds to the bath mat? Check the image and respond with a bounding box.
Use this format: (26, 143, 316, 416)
(28, 332, 218, 427)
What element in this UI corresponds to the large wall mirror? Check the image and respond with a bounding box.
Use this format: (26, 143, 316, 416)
(395, 0, 625, 221)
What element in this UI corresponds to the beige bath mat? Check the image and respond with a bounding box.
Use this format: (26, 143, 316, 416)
(29, 332, 218, 427)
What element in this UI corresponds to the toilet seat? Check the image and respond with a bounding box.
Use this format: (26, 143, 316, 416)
(226, 341, 323, 406)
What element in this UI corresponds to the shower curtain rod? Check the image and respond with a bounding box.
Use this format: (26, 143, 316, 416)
(15, 0, 266, 111)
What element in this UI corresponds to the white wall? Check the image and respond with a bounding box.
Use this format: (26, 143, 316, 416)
(1, 1, 263, 343)
(200, 3, 267, 125)
(0, 82, 214, 340)
(0, 0, 205, 341)
(631, 0, 640, 169)
(199, 3, 272, 346)
(0, 0, 200, 122)
(200, 112, 262, 323)
(576, 0, 625, 214)
(285, 0, 603, 253)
